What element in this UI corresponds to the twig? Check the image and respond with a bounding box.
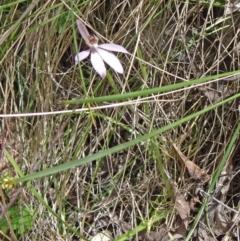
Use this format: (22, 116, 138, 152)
(196, 188, 239, 215)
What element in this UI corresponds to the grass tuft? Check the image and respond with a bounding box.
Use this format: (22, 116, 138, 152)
(1, 0, 240, 240)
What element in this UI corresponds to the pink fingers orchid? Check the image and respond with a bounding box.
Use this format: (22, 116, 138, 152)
(75, 19, 128, 78)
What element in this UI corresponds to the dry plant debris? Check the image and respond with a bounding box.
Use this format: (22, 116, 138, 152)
(171, 142, 210, 183)
(1, 0, 240, 240)
(174, 192, 190, 230)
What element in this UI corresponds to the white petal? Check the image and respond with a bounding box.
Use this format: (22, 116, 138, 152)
(90, 50, 106, 78)
(96, 48, 124, 74)
(76, 19, 90, 44)
(75, 50, 90, 64)
(98, 43, 128, 53)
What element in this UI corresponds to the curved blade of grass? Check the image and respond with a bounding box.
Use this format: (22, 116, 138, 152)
(63, 70, 240, 104)
(0, 0, 27, 9)
(11, 92, 240, 184)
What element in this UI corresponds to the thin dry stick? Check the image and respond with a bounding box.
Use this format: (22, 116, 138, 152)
(196, 188, 239, 215)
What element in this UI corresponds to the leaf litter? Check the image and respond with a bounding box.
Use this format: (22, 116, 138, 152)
(171, 142, 210, 183)
(2, 1, 240, 240)
(168, 140, 240, 240)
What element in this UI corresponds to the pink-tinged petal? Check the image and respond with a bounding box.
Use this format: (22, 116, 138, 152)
(75, 49, 91, 64)
(98, 43, 128, 53)
(76, 19, 90, 44)
(96, 48, 123, 74)
(90, 50, 106, 78)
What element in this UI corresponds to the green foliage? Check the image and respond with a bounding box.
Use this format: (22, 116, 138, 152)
(0, 206, 35, 236)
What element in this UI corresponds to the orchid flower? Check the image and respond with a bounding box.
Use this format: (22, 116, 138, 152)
(75, 19, 128, 78)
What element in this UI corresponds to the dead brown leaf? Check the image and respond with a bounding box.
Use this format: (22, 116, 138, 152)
(189, 197, 199, 212)
(194, 223, 216, 241)
(172, 143, 210, 183)
(138, 227, 181, 241)
(139, 230, 166, 241)
(198, 83, 233, 103)
(190, 57, 234, 103)
(174, 192, 190, 230)
(207, 167, 233, 237)
(191, 60, 202, 79)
